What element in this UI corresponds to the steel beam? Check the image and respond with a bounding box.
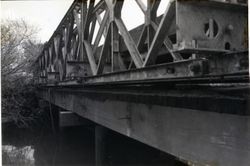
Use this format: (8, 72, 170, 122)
(36, 0, 248, 86)
(143, 1, 176, 66)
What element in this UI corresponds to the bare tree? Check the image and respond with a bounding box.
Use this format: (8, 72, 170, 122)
(1, 19, 43, 126)
(1, 19, 42, 82)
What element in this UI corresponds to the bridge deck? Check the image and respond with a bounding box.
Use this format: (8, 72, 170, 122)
(38, 85, 250, 166)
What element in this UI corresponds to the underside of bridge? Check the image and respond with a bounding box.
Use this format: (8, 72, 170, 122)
(35, 0, 249, 165)
(38, 86, 250, 166)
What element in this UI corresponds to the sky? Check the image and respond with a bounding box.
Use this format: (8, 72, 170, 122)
(1, 0, 169, 43)
(1, 0, 74, 42)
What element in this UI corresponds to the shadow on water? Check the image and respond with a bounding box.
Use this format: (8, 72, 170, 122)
(2, 121, 187, 166)
(2, 123, 95, 166)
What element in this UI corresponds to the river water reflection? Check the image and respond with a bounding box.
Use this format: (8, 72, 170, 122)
(2, 123, 186, 166)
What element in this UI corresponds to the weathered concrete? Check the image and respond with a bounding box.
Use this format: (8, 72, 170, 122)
(59, 111, 93, 127)
(38, 88, 250, 166)
(95, 125, 108, 166)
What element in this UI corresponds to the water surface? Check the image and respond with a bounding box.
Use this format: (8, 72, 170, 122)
(2, 123, 187, 166)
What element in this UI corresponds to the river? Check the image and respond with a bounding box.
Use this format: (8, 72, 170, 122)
(2, 121, 187, 166)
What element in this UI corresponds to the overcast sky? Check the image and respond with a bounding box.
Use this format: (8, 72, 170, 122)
(1, 0, 169, 43)
(1, 0, 74, 42)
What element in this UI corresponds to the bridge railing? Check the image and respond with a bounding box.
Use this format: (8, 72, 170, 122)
(36, 0, 248, 85)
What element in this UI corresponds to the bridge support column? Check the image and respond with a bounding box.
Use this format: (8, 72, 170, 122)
(95, 125, 108, 166)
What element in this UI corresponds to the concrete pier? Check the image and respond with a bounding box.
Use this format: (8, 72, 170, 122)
(95, 125, 108, 166)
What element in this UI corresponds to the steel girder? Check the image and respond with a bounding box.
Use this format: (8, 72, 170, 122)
(36, 0, 248, 86)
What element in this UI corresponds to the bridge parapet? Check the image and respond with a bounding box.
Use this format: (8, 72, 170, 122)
(36, 0, 248, 86)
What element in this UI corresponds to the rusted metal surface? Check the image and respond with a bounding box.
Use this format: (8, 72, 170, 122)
(175, 0, 248, 51)
(35, 0, 248, 86)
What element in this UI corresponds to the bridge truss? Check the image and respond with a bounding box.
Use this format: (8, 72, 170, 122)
(36, 0, 249, 86)
(36, 1, 250, 165)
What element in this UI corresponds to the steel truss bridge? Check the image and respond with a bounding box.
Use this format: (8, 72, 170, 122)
(36, 0, 250, 165)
